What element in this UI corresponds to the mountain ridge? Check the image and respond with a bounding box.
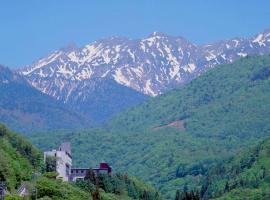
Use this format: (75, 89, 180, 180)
(0, 65, 92, 133)
(21, 28, 270, 99)
(14, 28, 270, 125)
(29, 55, 270, 199)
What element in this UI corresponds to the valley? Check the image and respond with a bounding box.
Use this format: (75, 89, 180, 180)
(1, 4, 270, 198)
(28, 55, 270, 199)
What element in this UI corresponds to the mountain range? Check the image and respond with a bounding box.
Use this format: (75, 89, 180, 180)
(1, 28, 270, 131)
(1, 27, 270, 199)
(21, 28, 270, 98)
(30, 55, 270, 199)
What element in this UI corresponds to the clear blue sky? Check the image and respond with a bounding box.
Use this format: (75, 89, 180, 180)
(1, 0, 270, 68)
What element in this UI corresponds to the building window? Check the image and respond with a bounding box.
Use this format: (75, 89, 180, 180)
(66, 164, 70, 176)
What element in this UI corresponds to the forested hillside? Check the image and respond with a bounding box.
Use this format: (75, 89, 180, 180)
(0, 124, 160, 199)
(0, 124, 42, 191)
(30, 55, 270, 199)
(200, 137, 270, 200)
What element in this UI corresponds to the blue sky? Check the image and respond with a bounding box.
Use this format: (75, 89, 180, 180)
(1, 0, 270, 68)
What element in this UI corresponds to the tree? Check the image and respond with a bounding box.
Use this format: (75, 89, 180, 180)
(224, 181, 229, 192)
(181, 191, 200, 200)
(141, 190, 149, 200)
(175, 189, 181, 200)
(98, 174, 114, 193)
(127, 182, 138, 199)
(0, 124, 7, 136)
(183, 184, 188, 193)
(85, 168, 96, 185)
(45, 156, 56, 172)
(92, 187, 101, 200)
(112, 176, 125, 195)
(155, 191, 162, 200)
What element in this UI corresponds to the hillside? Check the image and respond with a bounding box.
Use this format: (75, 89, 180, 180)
(0, 124, 160, 199)
(0, 65, 91, 133)
(65, 78, 148, 123)
(30, 55, 270, 199)
(200, 137, 270, 200)
(0, 124, 42, 191)
(0, 123, 88, 199)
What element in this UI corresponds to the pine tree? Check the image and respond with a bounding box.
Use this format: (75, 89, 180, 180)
(224, 181, 229, 192)
(183, 184, 188, 193)
(175, 189, 181, 200)
(92, 187, 101, 200)
(141, 190, 149, 200)
(85, 168, 96, 185)
(155, 191, 161, 200)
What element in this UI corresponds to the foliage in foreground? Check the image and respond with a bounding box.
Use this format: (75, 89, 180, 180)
(0, 124, 159, 200)
(76, 171, 160, 200)
(0, 124, 43, 191)
(36, 177, 91, 200)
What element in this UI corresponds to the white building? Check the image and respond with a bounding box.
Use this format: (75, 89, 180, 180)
(44, 143, 112, 182)
(44, 143, 72, 181)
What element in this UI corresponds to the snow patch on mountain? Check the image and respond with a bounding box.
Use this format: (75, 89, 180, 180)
(253, 34, 265, 46)
(20, 28, 270, 102)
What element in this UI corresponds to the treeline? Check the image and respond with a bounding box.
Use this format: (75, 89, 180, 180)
(76, 169, 161, 200)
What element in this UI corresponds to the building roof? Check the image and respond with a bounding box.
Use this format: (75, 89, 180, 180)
(71, 168, 89, 170)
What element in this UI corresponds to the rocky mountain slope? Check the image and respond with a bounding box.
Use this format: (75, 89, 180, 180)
(18, 28, 270, 124)
(21, 28, 270, 99)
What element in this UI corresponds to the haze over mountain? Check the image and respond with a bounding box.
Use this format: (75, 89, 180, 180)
(0, 65, 90, 132)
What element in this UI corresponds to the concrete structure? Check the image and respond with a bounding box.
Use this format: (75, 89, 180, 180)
(44, 143, 112, 182)
(93, 162, 112, 174)
(70, 162, 112, 182)
(70, 168, 89, 182)
(17, 183, 28, 197)
(44, 143, 72, 181)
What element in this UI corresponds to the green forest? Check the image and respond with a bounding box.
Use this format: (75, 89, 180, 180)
(200, 137, 270, 199)
(0, 124, 160, 200)
(29, 55, 270, 199)
(2, 55, 270, 199)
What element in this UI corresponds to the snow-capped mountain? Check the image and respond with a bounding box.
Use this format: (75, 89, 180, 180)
(21, 29, 270, 101)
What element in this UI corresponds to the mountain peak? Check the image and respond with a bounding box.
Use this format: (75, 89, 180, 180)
(262, 27, 270, 34)
(60, 43, 78, 53)
(20, 28, 270, 100)
(148, 31, 169, 38)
